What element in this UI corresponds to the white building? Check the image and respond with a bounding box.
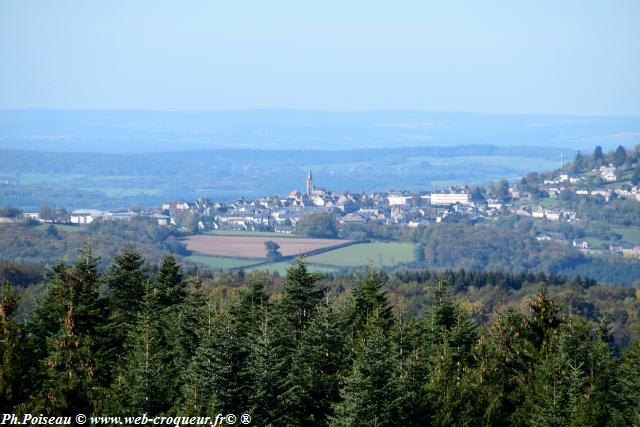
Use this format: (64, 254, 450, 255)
(599, 166, 617, 182)
(430, 192, 470, 205)
(70, 209, 104, 224)
(388, 194, 413, 206)
(544, 210, 562, 221)
(22, 212, 40, 221)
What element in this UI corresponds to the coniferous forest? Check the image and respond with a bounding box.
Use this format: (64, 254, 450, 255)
(1, 245, 639, 426)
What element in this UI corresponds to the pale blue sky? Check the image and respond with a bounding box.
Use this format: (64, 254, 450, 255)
(1, 0, 639, 115)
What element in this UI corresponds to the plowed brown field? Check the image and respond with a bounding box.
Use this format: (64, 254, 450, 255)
(182, 235, 350, 258)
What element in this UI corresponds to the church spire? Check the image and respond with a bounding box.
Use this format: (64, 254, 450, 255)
(306, 170, 314, 195)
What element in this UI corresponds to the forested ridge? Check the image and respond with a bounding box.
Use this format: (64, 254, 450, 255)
(1, 246, 639, 426)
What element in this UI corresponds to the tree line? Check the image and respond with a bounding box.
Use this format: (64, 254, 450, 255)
(2, 245, 639, 425)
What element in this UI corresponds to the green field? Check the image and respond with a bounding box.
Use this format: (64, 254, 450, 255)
(204, 230, 299, 238)
(36, 223, 84, 233)
(306, 242, 415, 267)
(408, 155, 558, 171)
(538, 198, 569, 208)
(186, 254, 262, 269)
(14, 172, 87, 185)
(583, 237, 609, 250)
(188, 241, 415, 273)
(611, 226, 640, 245)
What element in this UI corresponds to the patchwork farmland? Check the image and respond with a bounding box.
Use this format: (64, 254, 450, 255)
(182, 234, 350, 258)
(184, 233, 416, 273)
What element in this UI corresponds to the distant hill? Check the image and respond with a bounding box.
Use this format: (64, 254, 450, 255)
(1, 109, 639, 152)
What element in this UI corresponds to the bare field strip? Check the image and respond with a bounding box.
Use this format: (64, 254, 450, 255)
(182, 235, 350, 258)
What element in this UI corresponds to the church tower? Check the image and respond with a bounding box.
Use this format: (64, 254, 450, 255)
(306, 170, 314, 195)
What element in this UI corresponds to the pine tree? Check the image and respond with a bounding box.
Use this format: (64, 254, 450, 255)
(180, 299, 217, 415)
(21, 262, 70, 403)
(247, 306, 288, 426)
(111, 281, 167, 414)
(0, 282, 22, 411)
(153, 256, 190, 409)
(280, 301, 349, 426)
(279, 258, 324, 335)
(156, 255, 186, 308)
(159, 277, 205, 382)
(520, 289, 562, 361)
(613, 145, 627, 167)
(349, 270, 393, 335)
(225, 276, 270, 414)
(104, 247, 147, 375)
(106, 248, 146, 332)
(389, 316, 431, 427)
(425, 280, 477, 367)
(527, 316, 617, 427)
(207, 311, 249, 415)
(475, 308, 528, 425)
(422, 280, 480, 425)
(330, 316, 395, 427)
(35, 244, 105, 415)
(617, 341, 640, 425)
(231, 276, 270, 338)
(593, 146, 604, 167)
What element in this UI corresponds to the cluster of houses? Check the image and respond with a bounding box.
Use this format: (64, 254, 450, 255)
(541, 171, 640, 203)
(33, 167, 639, 233)
(161, 172, 475, 232)
(22, 209, 171, 226)
(156, 172, 600, 233)
(11, 166, 640, 258)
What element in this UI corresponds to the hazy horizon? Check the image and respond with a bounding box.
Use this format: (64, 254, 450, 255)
(3, 107, 640, 117)
(1, 109, 639, 153)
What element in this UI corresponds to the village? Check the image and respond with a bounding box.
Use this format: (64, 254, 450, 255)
(8, 161, 639, 259)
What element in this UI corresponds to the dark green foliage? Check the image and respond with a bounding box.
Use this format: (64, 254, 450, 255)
(526, 317, 619, 426)
(414, 242, 425, 262)
(295, 212, 340, 238)
(410, 223, 640, 286)
(156, 255, 186, 308)
(419, 282, 480, 425)
(264, 240, 283, 262)
(0, 218, 186, 268)
(279, 259, 324, 333)
(0, 282, 22, 411)
(349, 270, 393, 334)
(0, 206, 22, 218)
(282, 302, 348, 426)
(3, 247, 640, 425)
(105, 247, 147, 367)
(0, 260, 43, 287)
(593, 146, 604, 167)
(109, 281, 167, 414)
(617, 341, 640, 425)
(495, 179, 511, 201)
(34, 245, 106, 415)
(613, 145, 627, 167)
(389, 317, 431, 427)
(330, 317, 395, 427)
(195, 311, 246, 414)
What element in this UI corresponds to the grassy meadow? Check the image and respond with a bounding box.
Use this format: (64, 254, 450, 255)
(185, 236, 417, 274)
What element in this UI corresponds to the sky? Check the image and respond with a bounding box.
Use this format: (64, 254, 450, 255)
(1, 0, 639, 115)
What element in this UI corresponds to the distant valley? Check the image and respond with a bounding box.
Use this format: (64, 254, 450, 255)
(0, 145, 567, 209)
